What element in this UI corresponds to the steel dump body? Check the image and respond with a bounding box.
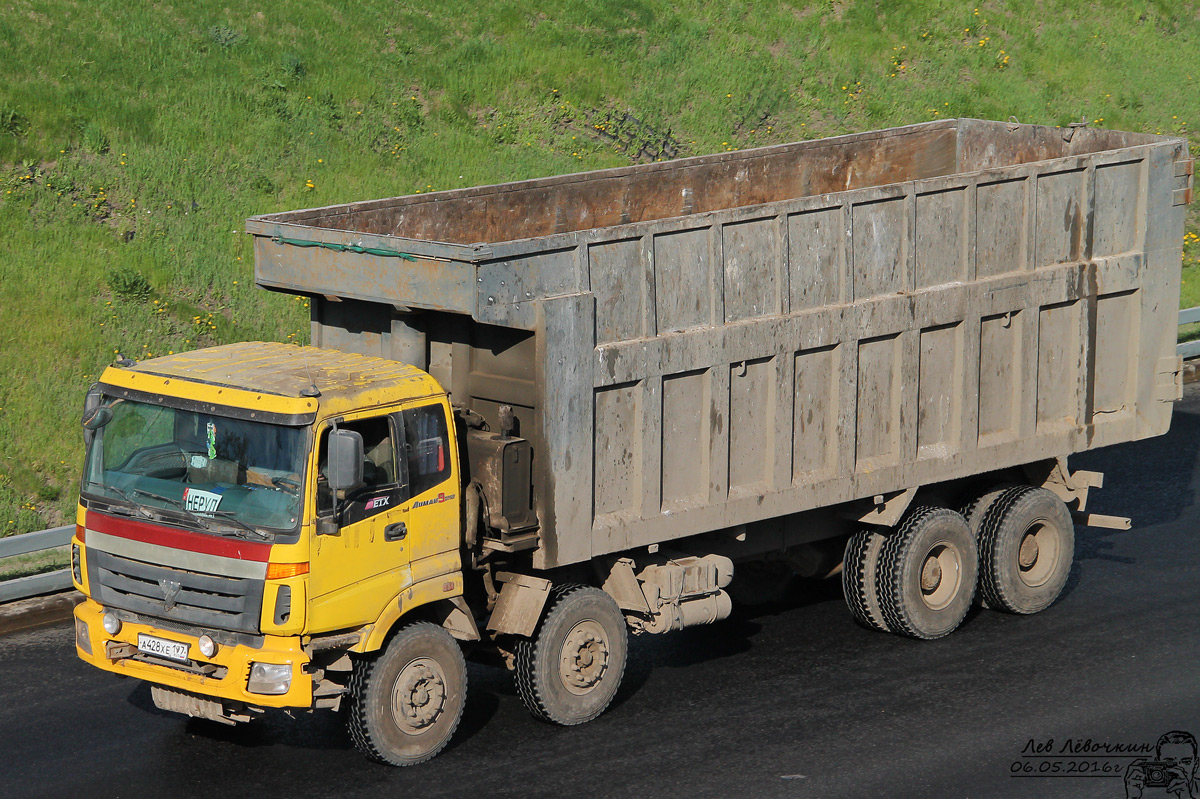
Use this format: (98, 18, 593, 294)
(248, 118, 1191, 569)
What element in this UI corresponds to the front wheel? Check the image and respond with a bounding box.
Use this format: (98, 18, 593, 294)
(347, 622, 467, 766)
(514, 585, 628, 726)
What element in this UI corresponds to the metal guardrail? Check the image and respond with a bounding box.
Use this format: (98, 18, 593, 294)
(0, 525, 73, 603)
(1180, 307, 1200, 360)
(0, 307, 1195, 603)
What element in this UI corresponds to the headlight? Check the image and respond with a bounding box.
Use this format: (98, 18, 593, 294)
(101, 611, 121, 635)
(247, 662, 292, 695)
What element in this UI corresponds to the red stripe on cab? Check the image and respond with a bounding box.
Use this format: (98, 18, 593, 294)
(86, 510, 272, 562)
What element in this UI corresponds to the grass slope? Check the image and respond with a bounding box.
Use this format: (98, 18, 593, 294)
(1, 0, 1198, 533)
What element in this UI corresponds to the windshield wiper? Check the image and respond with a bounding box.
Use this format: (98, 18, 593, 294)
(128, 487, 214, 531)
(209, 510, 270, 541)
(126, 487, 269, 541)
(90, 483, 155, 520)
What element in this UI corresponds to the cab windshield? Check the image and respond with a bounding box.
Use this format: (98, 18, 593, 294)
(82, 397, 307, 537)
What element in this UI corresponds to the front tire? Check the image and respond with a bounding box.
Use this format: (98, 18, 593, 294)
(514, 585, 627, 726)
(977, 486, 1074, 614)
(347, 622, 467, 766)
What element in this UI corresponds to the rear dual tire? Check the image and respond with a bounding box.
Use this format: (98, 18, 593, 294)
(976, 486, 1074, 615)
(876, 507, 978, 640)
(844, 487, 1075, 638)
(843, 529, 890, 632)
(845, 508, 977, 640)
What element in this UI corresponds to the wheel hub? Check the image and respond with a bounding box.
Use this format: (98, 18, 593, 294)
(1018, 533, 1039, 568)
(920, 542, 962, 611)
(392, 658, 447, 733)
(559, 620, 609, 696)
(1017, 520, 1059, 587)
(921, 556, 943, 592)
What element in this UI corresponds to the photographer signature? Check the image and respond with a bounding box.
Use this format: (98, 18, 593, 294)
(1126, 731, 1199, 798)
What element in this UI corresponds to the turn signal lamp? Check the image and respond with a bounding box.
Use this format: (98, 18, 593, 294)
(75, 619, 92, 655)
(266, 562, 309, 580)
(71, 544, 82, 584)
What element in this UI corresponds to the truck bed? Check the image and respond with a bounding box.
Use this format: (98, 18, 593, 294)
(248, 118, 1192, 569)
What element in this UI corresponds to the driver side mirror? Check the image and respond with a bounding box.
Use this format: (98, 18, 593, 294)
(326, 428, 364, 494)
(81, 386, 112, 447)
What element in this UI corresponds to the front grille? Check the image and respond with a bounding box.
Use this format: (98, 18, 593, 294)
(88, 549, 264, 634)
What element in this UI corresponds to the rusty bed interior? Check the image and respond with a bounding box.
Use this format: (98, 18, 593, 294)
(255, 119, 1161, 247)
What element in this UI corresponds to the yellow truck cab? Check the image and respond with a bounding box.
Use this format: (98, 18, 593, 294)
(74, 343, 471, 760)
(73, 120, 1190, 766)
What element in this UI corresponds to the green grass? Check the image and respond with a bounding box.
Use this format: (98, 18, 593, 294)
(1, 0, 1199, 534)
(0, 548, 69, 582)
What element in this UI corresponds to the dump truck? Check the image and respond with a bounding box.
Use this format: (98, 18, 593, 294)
(72, 118, 1192, 765)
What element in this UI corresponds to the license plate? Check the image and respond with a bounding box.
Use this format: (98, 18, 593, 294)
(137, 633, 190, 663)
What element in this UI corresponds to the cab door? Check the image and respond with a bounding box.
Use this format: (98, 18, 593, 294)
(307, 411, 413, 632)
(391, 400, 461, 587)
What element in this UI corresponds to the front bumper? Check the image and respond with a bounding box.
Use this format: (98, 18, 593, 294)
(74, 598, 313, 709)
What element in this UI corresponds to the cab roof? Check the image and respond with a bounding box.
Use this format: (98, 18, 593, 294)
(99, 342, 443, 422)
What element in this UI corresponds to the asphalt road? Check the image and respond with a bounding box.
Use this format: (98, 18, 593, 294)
(4, 387, 1200, 799)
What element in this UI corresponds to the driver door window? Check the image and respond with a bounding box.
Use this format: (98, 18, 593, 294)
(316, 415, 400, 522)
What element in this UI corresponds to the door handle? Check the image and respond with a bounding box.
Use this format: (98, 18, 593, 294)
(384, 522, 408, 542)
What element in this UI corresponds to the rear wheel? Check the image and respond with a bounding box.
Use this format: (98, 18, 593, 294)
(959, 485, 1014, 609)
(977, 486, 1074, 614)
(347, 622, 467, 766)
(514, 585, 627, 726)
(960, 486, 1012, 539)
(876, 507, 977, 640)
(842, 530, 890, 632)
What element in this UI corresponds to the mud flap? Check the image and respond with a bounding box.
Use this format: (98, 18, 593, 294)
(486, 572, 551, 638)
